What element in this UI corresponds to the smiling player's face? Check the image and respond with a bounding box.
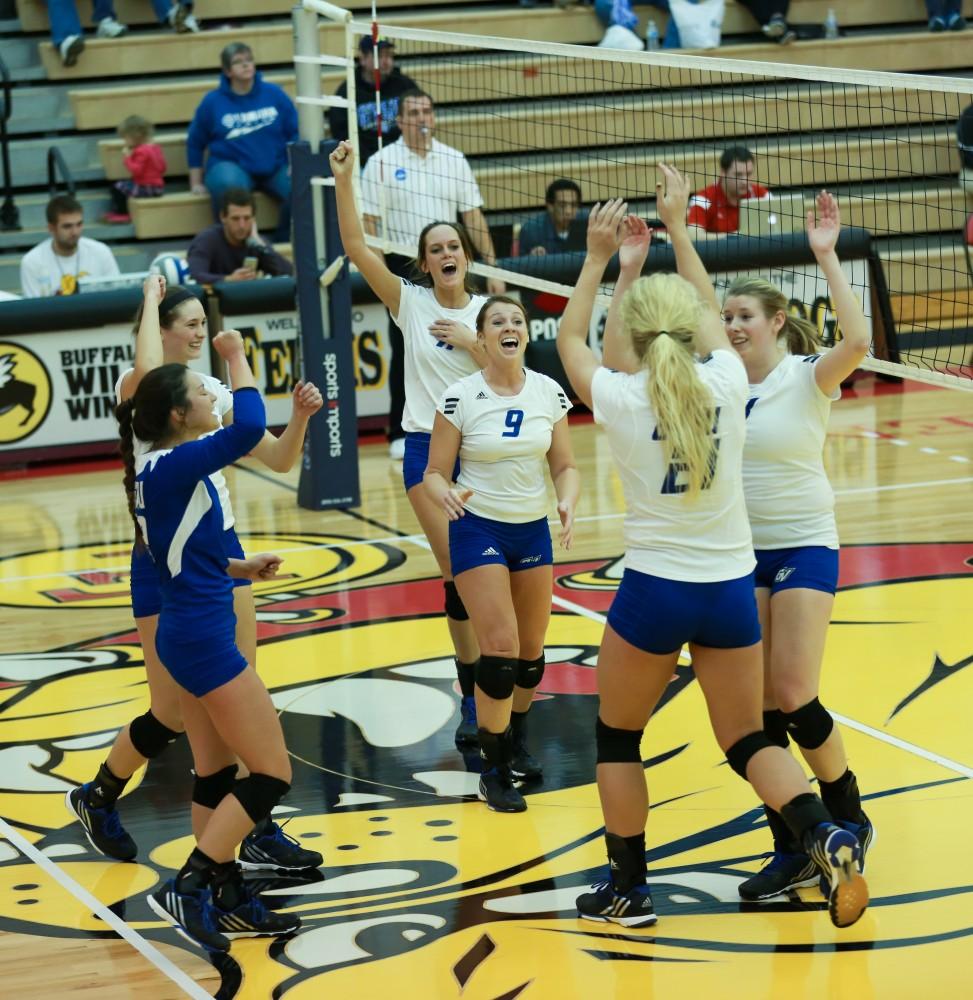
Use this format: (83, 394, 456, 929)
(420, 225, 467, 288)
(162, 298, 208, 364)
(478, 301, 528, 365)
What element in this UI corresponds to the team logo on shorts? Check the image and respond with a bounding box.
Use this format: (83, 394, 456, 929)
(0, 343, 53, 445)
(775, 566, 796, 583)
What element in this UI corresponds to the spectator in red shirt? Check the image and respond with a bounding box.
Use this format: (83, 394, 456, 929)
(106, 115, 167, 224)
(687, 146, 770, 238)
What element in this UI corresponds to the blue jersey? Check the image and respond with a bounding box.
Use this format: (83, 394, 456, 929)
(133, 387, 265, 632)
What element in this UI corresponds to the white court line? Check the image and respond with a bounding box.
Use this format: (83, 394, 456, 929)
(0, 817, 212, 1000)
(833, 475, 973, 496)
(831, 713, 973, 779)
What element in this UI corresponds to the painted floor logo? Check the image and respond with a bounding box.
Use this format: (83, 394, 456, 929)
(0, 342, 52, 445)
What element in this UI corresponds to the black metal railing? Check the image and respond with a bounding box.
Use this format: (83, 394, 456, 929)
(47, 145, 75, 198)
(0, 52, 19, 231)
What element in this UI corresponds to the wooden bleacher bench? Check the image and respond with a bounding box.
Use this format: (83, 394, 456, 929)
(97, 77, 966, 178)
(129, 190, 279, 239)
(39, 2, 973, 82)
(19, 0, 973, 35)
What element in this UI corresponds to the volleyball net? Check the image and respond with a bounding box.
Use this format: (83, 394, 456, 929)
(297, 3, 973, 391)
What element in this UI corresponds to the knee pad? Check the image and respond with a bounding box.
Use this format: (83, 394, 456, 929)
(595, 716, 644, 764)
(726, 731, 774, 779)
(782, 698, 834, 750)
(129, 710, 182, 760)
(516, 655, 545, 690)
(763, 708, 790, 749)
(192, 764, 238, 809)
(443, 580, 469, 621)
(475, 654, 517, 700)
(233, 772, 291, 825)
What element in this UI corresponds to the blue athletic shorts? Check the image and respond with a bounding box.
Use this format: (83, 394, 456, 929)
(156, 598, 248, 697)
(449, 510, 553, 578)
(403, 431, 461, 491)
(607, 568, 761, 654)
(130, 527, 250, 619)
(754, 546, 839, 595)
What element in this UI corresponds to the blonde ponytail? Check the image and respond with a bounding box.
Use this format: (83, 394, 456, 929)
(620, 273, 716, 500)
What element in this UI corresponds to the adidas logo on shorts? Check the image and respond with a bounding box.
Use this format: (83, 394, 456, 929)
(775, 566, 796, 583)
(475, 391, 488, 400)
(481, 546, 500, 556)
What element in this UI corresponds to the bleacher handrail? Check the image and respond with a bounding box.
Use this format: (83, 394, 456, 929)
(0, 53, 20, 232)
(46, 146, 76, 198)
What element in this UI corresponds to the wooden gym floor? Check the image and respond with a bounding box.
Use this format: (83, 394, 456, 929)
(0, 374, 971, 999)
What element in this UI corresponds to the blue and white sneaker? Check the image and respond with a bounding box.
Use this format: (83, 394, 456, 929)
(806, 823, 869, 928)
(148, 881, 229, 952)
(819, 813, 875, 895)
(239, 820, 323, 872)
(739, 851, 818, 901)
(455, 696, 478, 745)
(214, 891, 301, 939)
(576, 881, 657, 927)
(65, 785, 137, 861)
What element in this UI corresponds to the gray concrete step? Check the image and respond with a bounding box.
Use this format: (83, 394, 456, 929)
(6, 83, 74, 134)
(0, 187, 119, 235)
(7, 133, 104, 189)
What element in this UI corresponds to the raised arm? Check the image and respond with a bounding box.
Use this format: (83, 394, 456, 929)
(329, 140, 402, 314)
(806, 191, 871, 395)
(657, 163, 729, 357)
(601, 213, 649, 373)
(248, 380, 324, 472)
(119, 274, 167, 402)
(557, 199, 627, 409)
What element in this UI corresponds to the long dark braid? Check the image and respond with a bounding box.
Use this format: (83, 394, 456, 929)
(116, 364, 191, 548)
(116, 398, 143, 547)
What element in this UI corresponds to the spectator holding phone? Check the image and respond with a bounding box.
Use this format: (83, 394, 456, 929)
(187, 188, 292, 285)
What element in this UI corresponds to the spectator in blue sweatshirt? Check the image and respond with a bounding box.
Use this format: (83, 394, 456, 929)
(187, 42, 298, 242)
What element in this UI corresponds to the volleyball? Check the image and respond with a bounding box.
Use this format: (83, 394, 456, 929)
(149, 253, 191, 286)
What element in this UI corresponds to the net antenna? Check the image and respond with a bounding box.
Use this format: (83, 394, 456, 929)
(343, 20, 973, 390)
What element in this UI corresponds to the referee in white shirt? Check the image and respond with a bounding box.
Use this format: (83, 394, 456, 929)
(361, 90, 504, 458)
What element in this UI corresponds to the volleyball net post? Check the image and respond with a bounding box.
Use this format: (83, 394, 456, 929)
(291, 0, 361, 509)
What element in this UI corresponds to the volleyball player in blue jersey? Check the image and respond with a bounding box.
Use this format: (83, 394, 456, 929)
(331, 139, 487, 744)
(425, 296, 579, 811)
(65, 275, 323, 874)
(117, 330, 299, 951)
(557, 170, 868, 930)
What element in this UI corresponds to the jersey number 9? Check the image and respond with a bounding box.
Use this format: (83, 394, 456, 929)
(501, 409, 524, 438)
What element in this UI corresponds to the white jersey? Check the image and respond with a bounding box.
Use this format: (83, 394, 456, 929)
(591, 350, 754, 583)
(360, 137, 483, 247)
(742, 353, 840, 550)
(438, 368, 570, 522)
(393, 281, 486, 434)
(116, 368, 237, 530)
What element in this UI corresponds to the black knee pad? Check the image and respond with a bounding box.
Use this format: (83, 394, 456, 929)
(233, 772, 291, 825)
(475, 654, 517, 700)
(516, 656, 545, 690)
(443, 580, 469, 621)
(726, 731, 774, 779)
(763, 708, 790, 749)
(192, 764, 238, 809)
(595, 716, 644, 764)
(129, 710, 182, 759)
(782, 698, 834, 750)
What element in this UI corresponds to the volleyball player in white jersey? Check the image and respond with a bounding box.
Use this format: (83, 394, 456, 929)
(65, 275, 324, 873)
(557, 172, 868, 930)
(331, 139, 485, 744)
(683, 187, 873, 901)
(425, 296, 579, 812)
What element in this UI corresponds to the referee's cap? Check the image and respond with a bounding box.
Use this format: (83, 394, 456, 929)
(359, 36, 394, 54)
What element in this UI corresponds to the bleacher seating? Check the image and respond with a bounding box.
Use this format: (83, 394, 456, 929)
(1, 0, 971, 339)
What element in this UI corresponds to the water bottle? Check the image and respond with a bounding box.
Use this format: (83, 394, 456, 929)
(645, 19, 660, 51)
(824, 9, 839, 39)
